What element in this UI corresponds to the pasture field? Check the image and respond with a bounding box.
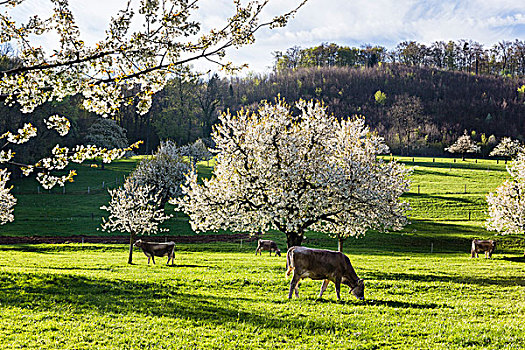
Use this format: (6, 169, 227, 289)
(1, 156, 525, 349)
(1, 243, 525, 349)
(2, 156, 524, 253)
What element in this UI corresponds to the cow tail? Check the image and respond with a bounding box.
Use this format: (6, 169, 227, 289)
(285, 248, 295, 278)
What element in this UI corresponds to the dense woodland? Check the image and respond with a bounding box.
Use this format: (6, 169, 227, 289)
(1, 40, 525, 161)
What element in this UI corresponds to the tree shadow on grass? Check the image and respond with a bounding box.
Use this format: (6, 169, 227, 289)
(284, 296, 451, 309)
(403, 192, 479, 203)
(0, 271, 338, 332)
(0, 244, 122, 254)
(402, 160, 503, 172)
(168, 264, 209, 268)
(412, 168, 463, 178)
(367, 271, 525, 287)
(364, 299, 452, 309)
(499, 256, 525, 263)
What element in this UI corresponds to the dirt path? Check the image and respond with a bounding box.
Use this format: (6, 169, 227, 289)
(0, 233, 257, 245)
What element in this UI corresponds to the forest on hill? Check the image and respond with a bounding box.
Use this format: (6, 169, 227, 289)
(2, 40, 525, 159)
(230, 64, 525, 155)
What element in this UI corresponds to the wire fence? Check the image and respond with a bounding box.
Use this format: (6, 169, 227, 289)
(407, 183, 492, 195)
(12, 176, 125, 195)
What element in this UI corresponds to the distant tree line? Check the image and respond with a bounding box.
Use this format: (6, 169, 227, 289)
(273, 40, 525, 77)
(2, 43, 525, 160)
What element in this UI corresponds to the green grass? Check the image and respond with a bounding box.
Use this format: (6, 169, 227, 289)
(1, 244, 525, 349)
(2, 156, 525, 348)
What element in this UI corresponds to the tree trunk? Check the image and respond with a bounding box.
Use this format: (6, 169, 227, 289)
(286, 232, 304, 249)
(128, 233, 136, 264)
(338, 238, 344, 252)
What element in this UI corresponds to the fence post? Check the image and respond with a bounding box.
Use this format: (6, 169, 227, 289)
(464, 184, 467, 194)
(102, 181, 105, 189)
(88, 186, 90, 194)
(91, 213, 94, 220)
(37, 186, 40, 194)
(63, 186, 65, 195)
(430, 243, 434, 254)
(468, 211, 471, 221)
(418, 185, 420, 195)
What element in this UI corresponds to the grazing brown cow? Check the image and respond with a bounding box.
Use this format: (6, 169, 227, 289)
(134, 239, 175, 265)
(255, 239, 281, 257)
(471, 239, 496, 258)
(286, 246, 365, 300)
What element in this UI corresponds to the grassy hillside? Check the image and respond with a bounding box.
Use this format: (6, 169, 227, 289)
(2, 156, 525, 349)
(2, 155, 523, 254)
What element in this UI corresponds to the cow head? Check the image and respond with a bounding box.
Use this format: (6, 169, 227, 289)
(275, 249, 281, 257)
(351, 279, 365, 300)
(133, 239, 143, 247)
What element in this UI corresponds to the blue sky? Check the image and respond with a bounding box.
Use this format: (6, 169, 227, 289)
(5, 0, 525, 73)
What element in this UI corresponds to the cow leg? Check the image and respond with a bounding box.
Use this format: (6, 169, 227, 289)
(334, 277, 342, 300)
(319, 279, 330, 298)
(147, 256, 151, 264)
(151, 255, 156, 264)
(288, 274, 300, 299)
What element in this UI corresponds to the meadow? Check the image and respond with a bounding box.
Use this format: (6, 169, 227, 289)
(1, 156, 525, 349)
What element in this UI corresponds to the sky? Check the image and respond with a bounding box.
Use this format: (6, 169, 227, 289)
(4, 0, 525, 73)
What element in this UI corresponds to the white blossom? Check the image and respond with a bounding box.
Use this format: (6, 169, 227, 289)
(1, 0, 307, 115)
(100, 181, 172, 237)
(1, 123, 37, 144)
(179, 138, 213, 167)
(0, 149, 14, 163)
(445, 132, 480, 159)
(130, 140, 190, 207)
(0, 169, 16, 225)
(44, 115, 71, 136)
(487, 151, 525, 235)
(176, 99, 411, 247)
(489, 137, 523, 159)
(85, 119, 128, 150)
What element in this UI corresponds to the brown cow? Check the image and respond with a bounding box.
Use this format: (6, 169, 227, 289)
(134, 239, 175, 265)
(286, 246, 365, 300)
(471, 239, 496, 258)
(255, 239, 281, 257)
